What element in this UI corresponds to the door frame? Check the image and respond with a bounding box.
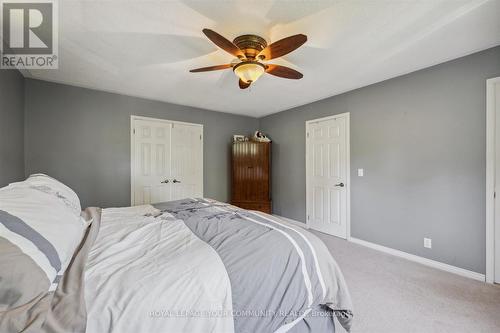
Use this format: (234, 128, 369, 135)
(305, 112, 351, 239)
(130, 115, 204, 206)
(486, 77, 500, 283)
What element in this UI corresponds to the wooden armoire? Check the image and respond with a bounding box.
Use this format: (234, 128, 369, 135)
(231, 141, 272, 213)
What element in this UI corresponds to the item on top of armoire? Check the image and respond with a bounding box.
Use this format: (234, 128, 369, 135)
(232, 134, 246, 142)
(252, 130, 271, 142)
(231, 140, 272, 213)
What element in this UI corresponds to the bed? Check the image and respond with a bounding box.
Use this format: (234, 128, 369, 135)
(0, 176, 353, 333)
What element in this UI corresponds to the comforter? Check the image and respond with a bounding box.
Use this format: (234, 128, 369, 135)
(85, 198, 353, 333)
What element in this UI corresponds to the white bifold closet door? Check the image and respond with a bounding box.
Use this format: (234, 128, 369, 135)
(132, 117, 203, 205)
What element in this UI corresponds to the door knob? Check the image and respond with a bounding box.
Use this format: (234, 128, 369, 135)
(335, 182, 345, 187)
(160, 179, 169, 184)
(173, 179, 181, 183)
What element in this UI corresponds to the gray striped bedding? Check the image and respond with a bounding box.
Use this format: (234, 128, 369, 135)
(154, 198, 353, 332)
(1, 175, 353, 333)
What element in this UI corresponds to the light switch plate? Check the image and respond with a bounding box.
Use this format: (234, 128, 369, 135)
(424, 238, 432, 249)
(358, 168, 364, 177)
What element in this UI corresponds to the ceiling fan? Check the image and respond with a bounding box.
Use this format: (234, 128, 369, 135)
(189, 29, 307, 89)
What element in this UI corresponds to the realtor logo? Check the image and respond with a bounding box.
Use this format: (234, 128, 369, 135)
(1, 0, 58, 69)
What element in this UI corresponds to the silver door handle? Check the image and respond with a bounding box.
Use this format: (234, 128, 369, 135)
(335, 183, 345, 187)
(173, 179, 181, 183)
(161, 179, 169, 184)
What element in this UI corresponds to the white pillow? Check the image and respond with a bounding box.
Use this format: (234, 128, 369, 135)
(23, 174, 82, 216)
(0, 180, 86, 300)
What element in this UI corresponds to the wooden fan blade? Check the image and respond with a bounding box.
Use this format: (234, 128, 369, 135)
(189, 64, 232, 72)
(239, 79, 251, 89)
(266, 64, 303, 79)
(203, 29, 245, 59)
(258, 34, 307, 60)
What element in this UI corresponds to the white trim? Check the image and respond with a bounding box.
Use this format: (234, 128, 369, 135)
(305, 112, 351, 240)
(350, 237, 485, 282)
(346, 113, 351, 241)
(273, 214, 310, 229)
(131, 115, 204, 128)
(130, 117, 135, 206)
(276, 214, 486, 282)
(486, 77, 500, 283)
(130, 115, 204, 206)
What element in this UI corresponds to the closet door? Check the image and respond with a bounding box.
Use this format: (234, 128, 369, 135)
(170, 123, 203, 200)
(132, 119, 172, 205)
(132, 117, 203, 205)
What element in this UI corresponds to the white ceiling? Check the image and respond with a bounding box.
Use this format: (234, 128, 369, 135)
(24, 0, 500, 117)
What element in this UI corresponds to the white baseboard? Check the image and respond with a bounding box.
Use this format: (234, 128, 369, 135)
(273, 214, 309, 229)
(349, 237, 485, 282)
(271, 215, 485, 282)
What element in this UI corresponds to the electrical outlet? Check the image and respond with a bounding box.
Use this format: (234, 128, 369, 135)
(358, 168, 364, 177)
(424, 238, 432, 249)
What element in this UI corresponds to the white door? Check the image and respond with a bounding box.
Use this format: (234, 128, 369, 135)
(306, 114, 349, 238)
(495, 82, 500, 283)
(131, 117, 203, 205)
(132, 119, 172, 205)
(171, 123, 203, 200)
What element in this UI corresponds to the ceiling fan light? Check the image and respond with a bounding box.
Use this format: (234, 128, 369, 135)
(233, 62, 266, 84)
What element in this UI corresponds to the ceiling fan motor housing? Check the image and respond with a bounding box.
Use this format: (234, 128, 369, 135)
(233, 35, 268, 59)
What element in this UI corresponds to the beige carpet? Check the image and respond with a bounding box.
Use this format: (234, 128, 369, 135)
(311, 231, 500, 333)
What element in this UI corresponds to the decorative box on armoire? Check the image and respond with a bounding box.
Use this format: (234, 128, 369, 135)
(231, 141, 272, 214)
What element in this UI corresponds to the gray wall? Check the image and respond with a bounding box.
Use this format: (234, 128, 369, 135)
(259, 46, 500, 274)
(0, 69, 24, 187)
(24, 79, 258, 208)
